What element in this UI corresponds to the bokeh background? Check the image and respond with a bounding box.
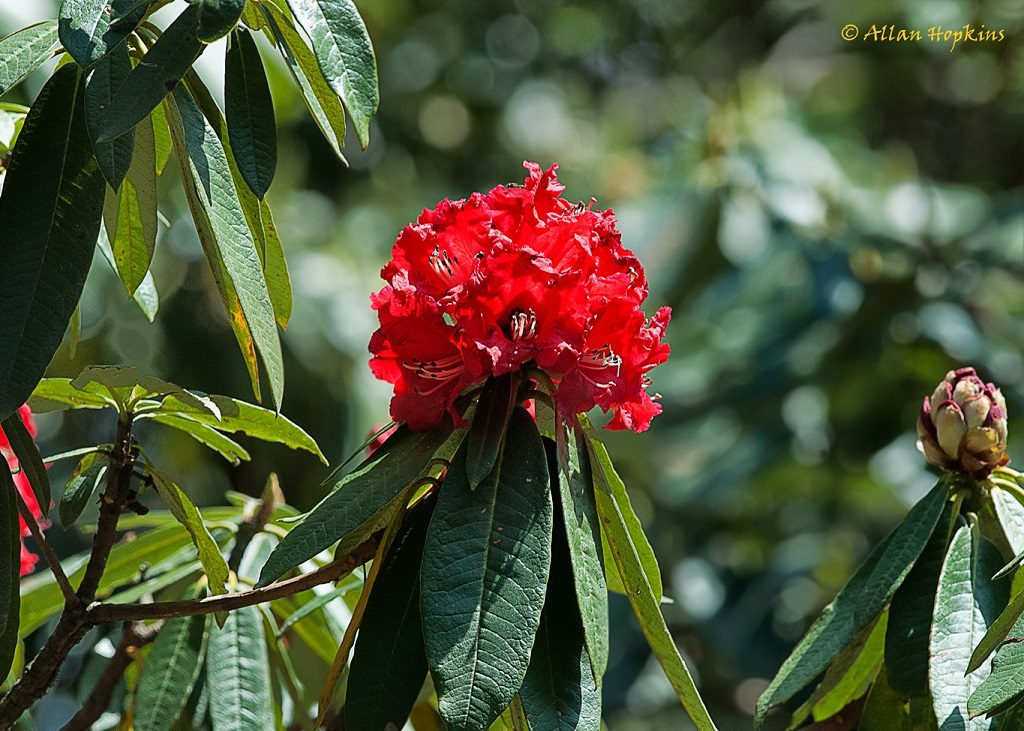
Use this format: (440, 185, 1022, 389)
(3, 0, 1023, 728)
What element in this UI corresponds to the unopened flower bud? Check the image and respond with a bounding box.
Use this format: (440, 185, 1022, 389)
(917, 367, 1009, 479)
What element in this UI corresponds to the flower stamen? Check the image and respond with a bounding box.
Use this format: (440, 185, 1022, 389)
(508, 309, 538, 342)
(429, 245, 460, 286)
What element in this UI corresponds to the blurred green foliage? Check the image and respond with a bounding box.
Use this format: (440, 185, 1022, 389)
(3, 0, 1022, 727)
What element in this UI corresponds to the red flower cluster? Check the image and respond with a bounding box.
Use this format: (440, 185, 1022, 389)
(0, 406, 46, 576)
(370, 162, 670, 432)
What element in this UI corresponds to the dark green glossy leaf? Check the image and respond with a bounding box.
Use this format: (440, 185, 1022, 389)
(165, 86, 284, 410)
(0, 65, 105, 422)
(260, 2, 347, 163)
(930, 526, 1007, 730)
(257, 421, 455, 586)
(58, 453, 107, 527)
(0, 21, 60, 96)
(591, 429, 715, 731)
(885, 501, 954, 696)
(284, 0, 378, 148)
(754, 480, 949, 726)
(58, 0, 146, 67)
(135, 613, 209, 731)
(196, 0, 246, 42)
(206, 605, 274, 731)
(0, 461, 21, 647)
(422, 408, 553, 731)
(225, 28, 277, 199)
(969, 619, 1024, 720)
(466, 375, 516, 490)
(1, 410, 50, 508)
(85, 42, 134, 189)
(555, 417, 608, 684)
(520, 497, 601, 731)
(98, 7, 205, 144)
(346, 497, 434, 730)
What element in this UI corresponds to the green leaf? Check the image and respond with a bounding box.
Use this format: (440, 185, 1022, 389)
(346, 497, 434, 730)
(591, 431, 716, 731)
(85, 42, 134, 189)
(0, 463, 18, 681)
(0, 21, 60, 96)
(1, 411, 50, 508)
(754, 480, 949, 725)
(149, 470, 229, 595)
(993, 488, 1024, 556)
(142, 393, 323, 461)
(969, 627, 1024, 720)
(259, 201, 292, 329)
(165, 86, 284, 410)
(29, 377, 117, 413)
(260, 2, 347, 163)
(859, 665, 913, 731)
(58, 0, 147, 67)
(196, 0, 246, 42)
(0, 64, 105, 422)
(284, 0, 379, 148)
(256, 421, 455, 586)
(801, 612, 886, 723)
(98, 7, 205, 144)
(555, 418, 608, 685)
(105, 113, 158, 294)
(148, 413, 250, 465)
(275, 587, 345, 636)
(151, 102, 173, 175)
(97, 224, 160, 320)
(969, 582, 1024, 675)
(885, 500, 954, 696)
(931, 526, 1010, 728)
(422, 408, 553, 731)
(59, 454, 107, 527)
(225, 28, 277, 199)
(582, 418, 662, 601)
(135, 613, 209, 731)
(519, 498, 602, 731)
(466, 375, 517, 490)
(206, 605, 274, 731)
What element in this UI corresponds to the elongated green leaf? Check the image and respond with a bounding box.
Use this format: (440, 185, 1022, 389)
(0, 462, 21, 643)
(29, 378, 117, 412)
(0, 65, 105, 422)
(520, 499, 601, 731)
(969, 583, 1024, 675)
(206, 605, 274, 731)
(144, 393, 323, 461)
(275, 587, 345, 636)
(1, 411, 50, 509)
(582, 420, 662, 601)
(58, 0, 147, 67)
(165, 86, 284, 410)
(0, 21, 60, 96)
(259, 201, 292, 328)
(592, 436, 716, 731)
(85, 42, 134, 189)
(260, 3, 347, 162)
(422, 408, 553, 731)
(993, 488, 1024, 556)
(151, 102, 172, 175)
(754, 480, 949, 726)
(108, 113, 158, 294)
(556, 418, 608, 684)
(860, 665, 913, 731)
(931, 527, 1009, 729)
(257, 421, 454, 586)
(135, 613, 209, 731)
(885, 501, 954, 696)
(196, 0, 246, 42)
(346, 497, 434, 730)
(284, 0, 378, 148)
(150, 471, 229, 595)
(225, 28, 277, 199)
(968, 625, 1024, 719)
(59, 454, 107, 527)
(98, 7, 205, 144)
(97, 223, 160, 320)
(466, 375, 516, 490)
(149, 413, 250, 465)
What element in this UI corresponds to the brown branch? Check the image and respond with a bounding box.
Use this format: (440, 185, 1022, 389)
(14, 490, 77, 608)
(60, 621, 161, 731)
(88, 535, 379, 624)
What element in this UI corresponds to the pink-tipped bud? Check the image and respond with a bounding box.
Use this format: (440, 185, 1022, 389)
(916, 367, 1009, 479)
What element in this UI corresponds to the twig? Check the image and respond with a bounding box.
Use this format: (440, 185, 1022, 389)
(14, 490, 78, 608)
(60, 621, 161, 731)
(88, 536, 380, 624)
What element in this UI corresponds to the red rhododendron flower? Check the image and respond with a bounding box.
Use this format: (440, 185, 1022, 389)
(369, 162, 670, 432)
(0, 405, 47, 576)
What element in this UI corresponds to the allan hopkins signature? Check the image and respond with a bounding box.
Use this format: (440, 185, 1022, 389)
(841, 23, 1006, 52)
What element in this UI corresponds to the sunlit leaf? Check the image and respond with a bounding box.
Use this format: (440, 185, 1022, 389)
(206, 605, 274, 731)
(0, 22, 59, 96)
(58, 0, 147, 67)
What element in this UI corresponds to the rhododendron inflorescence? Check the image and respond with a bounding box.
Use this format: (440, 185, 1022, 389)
(370, 162, 671, 432)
